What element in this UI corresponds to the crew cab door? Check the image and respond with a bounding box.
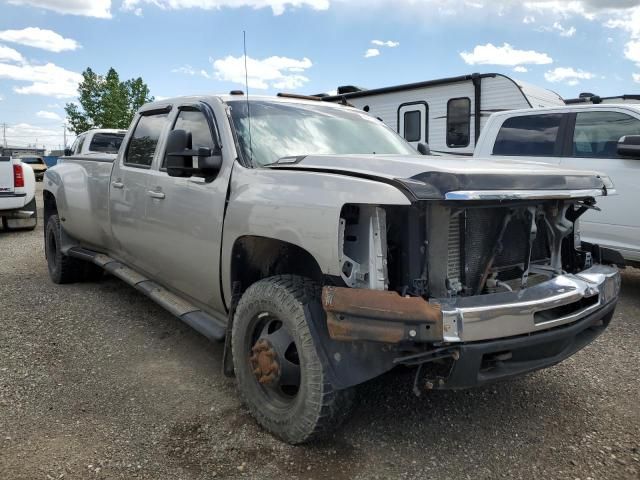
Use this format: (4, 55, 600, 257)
(398, 102, 428, 148)
(142, 102, 230, 313)
(560, 109, 640, 260)
(109, 108, 171, 270)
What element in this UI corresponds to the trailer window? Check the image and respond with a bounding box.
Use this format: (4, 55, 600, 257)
(447, 98, 470, 147)
(493, 114, 562, 157)
(403, 110, 422, 142)
(125, 113, 169, 168)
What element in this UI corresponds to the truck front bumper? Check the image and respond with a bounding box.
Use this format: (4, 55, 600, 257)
(321, 265, 619, 390)
(322, 264, 620, 344)
(432, 300, 615, 389)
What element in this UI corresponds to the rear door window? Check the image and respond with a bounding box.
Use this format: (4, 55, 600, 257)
(572, 111, 640, 159)
(493, 114, 563, 156)
(447, 98, 471, 148)
(125, 113, 169, 167)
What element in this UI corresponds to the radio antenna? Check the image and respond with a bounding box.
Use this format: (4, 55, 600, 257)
(243, 30, 253, 162)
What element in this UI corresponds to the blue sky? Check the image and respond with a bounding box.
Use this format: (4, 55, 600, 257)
(1, 0, 640, 150)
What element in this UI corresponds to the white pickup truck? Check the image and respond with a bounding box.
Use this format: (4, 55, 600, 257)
(0, 156, 37, 231)
(64, 128, 127, 158)
(474, 104, 640, 267)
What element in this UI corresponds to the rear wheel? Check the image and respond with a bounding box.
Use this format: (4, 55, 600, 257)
(45, 214, 102, 283)
(232, 275, 355, 444)
(2, 198, 37, 231)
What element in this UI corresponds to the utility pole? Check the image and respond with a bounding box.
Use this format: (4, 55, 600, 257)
(1, 123, 6, 148)
(63, 124, 67, 149)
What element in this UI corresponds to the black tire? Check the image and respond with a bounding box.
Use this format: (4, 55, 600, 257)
(2, 198, 37, 231)
(45, 214, 102, 284)
(232, 275, 355, 444)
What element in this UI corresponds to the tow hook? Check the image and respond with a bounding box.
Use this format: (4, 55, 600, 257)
(392, 347, 460, 396)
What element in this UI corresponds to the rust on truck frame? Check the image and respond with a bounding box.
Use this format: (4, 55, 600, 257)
(322, 286, 443, 343)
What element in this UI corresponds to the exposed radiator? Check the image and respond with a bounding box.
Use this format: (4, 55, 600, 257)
(445, 207, 551, 296)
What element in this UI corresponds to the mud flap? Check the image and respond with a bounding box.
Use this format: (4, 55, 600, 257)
(222, 282, 242, 377)
(304, 301, 398, 391)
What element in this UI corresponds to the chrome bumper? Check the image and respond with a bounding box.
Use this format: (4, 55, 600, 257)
(434, 265, 620, 343)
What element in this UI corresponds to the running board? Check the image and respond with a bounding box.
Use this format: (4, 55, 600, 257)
(68, 247, 226, 341)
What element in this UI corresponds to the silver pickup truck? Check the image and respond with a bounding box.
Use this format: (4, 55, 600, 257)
(43, 94, 622, 444)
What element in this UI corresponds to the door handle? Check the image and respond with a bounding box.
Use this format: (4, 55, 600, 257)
(112, 181, 124, 189)
(147, 190, 165, 200)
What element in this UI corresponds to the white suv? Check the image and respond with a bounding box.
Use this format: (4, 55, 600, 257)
(475, 104, 640, 267)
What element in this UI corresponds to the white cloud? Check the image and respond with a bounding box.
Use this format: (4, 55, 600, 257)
(514, 66, 528, 72)
(0, 44, 24, 63)
(172, 64, 213, 79)
(552, 22, 577, 37)
(0, 95, 3, 101)
(7, 0, 112, 18)
(371, 40, 399, 47)
(122, 0, 330, 16)
(0, 27, 80, 53)
(4, 123, 65, 149)
(544, 67, 595, 85)
(212, 55, 312, 90)
(36, 110, 62, 120)
(523, 15, 535, 23)
(47, 103, 61, 108)
(625, 40, 640, 63)
(460, 42, 553, 66)
(171, 64, 197, 75)
(0, 61, 82, 98)
(364, 48, 380, 58)
(633, 73, 640, 83)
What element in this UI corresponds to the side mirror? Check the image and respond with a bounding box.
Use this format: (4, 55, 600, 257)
(417, 142, 431, 155)
(617, 135, 640, 158)
(165, 129, 222, 178)
(64, 148, 73, 156)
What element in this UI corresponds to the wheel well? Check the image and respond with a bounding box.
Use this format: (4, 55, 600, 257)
(43, 190, 57, 224)
(230, 236, 323, 295)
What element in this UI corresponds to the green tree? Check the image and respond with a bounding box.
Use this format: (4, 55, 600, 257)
(65, 67, 154, 134)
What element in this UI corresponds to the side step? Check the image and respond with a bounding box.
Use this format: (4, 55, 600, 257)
(68, 247, 227, 341)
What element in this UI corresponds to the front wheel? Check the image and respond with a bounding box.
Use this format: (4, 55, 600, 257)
(231, 275, 355, 444)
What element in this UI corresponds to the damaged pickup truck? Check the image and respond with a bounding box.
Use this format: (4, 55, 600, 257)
(43, 94, 622, 444)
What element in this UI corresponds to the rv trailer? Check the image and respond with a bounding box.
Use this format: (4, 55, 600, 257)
(320, 73, 564, 155)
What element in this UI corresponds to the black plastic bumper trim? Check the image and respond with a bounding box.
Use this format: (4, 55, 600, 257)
(437, 301, 616, 389)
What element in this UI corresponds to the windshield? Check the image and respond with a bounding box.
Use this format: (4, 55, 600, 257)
(228, 100, 416, 167)
(89, 133, 125, 154)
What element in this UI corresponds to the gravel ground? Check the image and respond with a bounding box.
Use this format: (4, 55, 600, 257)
(1, 184, 639, 480)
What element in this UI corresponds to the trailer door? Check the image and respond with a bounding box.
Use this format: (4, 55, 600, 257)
(398, 102, 428, 148)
